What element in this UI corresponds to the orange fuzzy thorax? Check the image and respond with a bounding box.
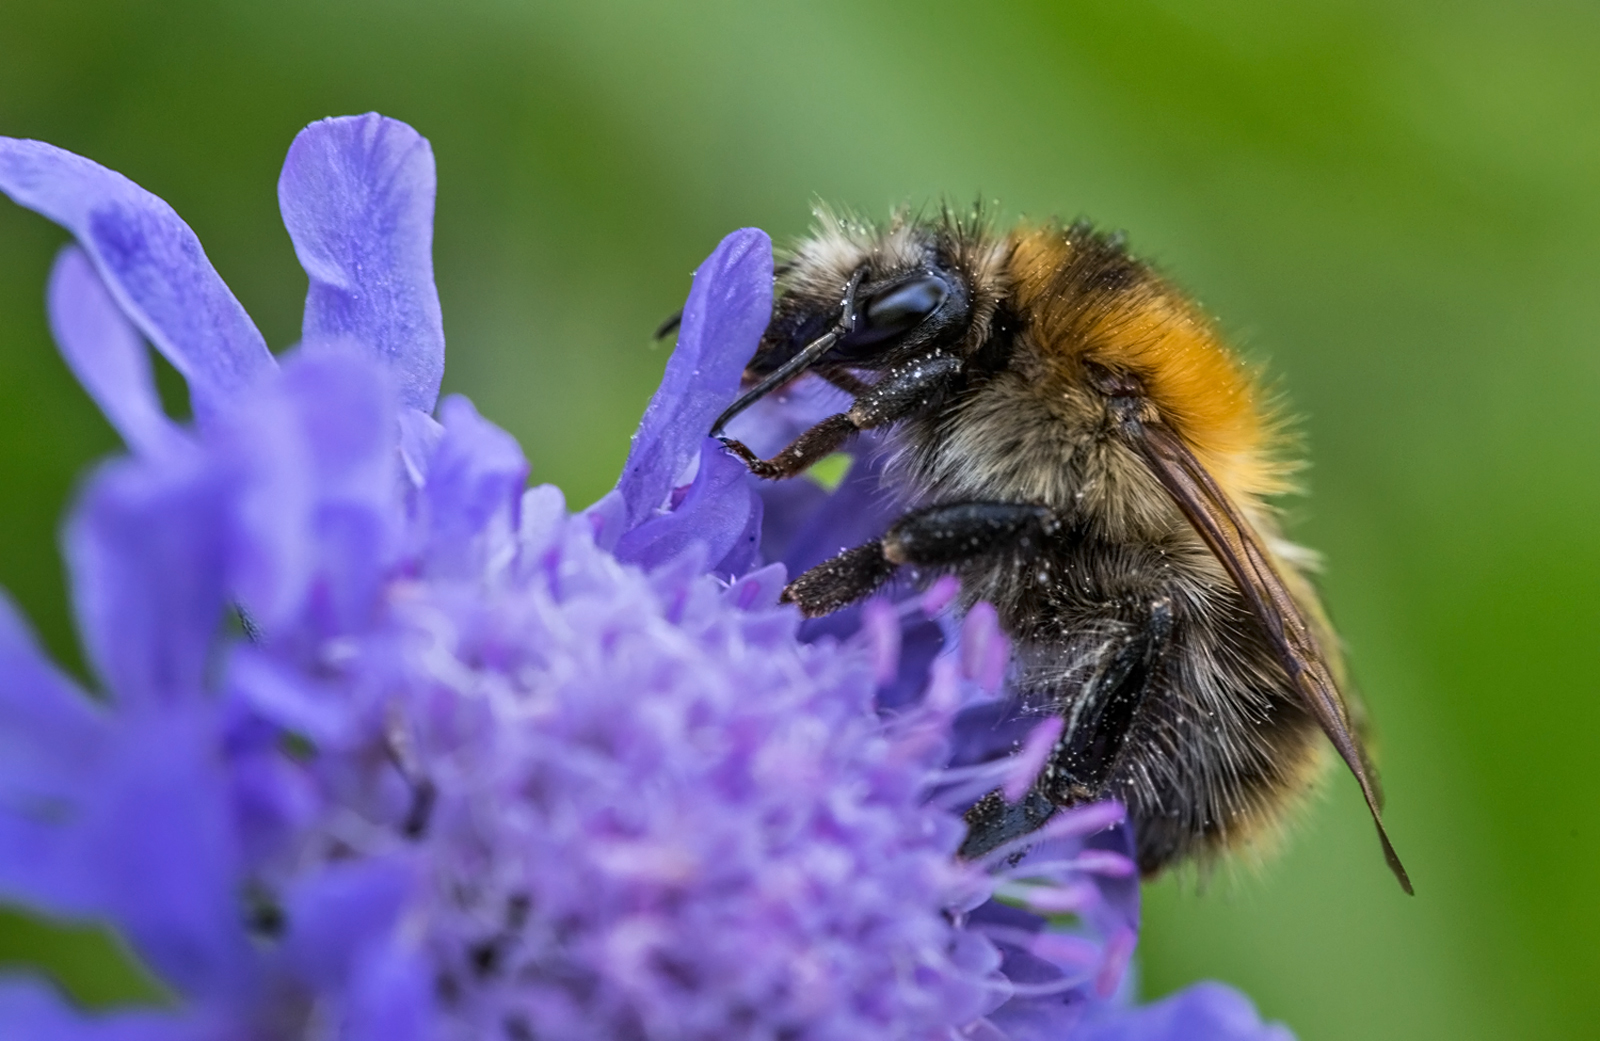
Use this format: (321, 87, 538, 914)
(1006, 228, 1291, 506)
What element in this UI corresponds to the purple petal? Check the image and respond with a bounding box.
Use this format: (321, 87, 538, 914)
(0, 590, 105, 798)
(1075, 815, 1140, 942)
(754, 476, 831, 566)
(227, 646, 354, 748)
(0, 137, 273, 424)
(398, 408, 443, 488)
(0, 593, 115, 918)
(965, 899, 1103, 1040)
(279, 115, 444, 413)
(961, 602, 1009, 693)
(64, 455, 230, 709)
(983, 998, 1088, 1041)
(643, 541, 712, 619)
(766, 437, 901, 575)
(0, 979, 202, 1041)
(860, 598, 901, 685)
(581, 488, 628, 552)
(224, 732, 319, 871)
(613, 439, 759, 574)
(1004, 716, 1063, 802)
(1076, 982, 1296, 1041)
(0, 708, 251, 1001)
(516, 483, 570, 563)
(920, 575, 961, 614)
(283, 857, 415, 990)
(708, 476, 765, 576)
(342, 942, 433, 1041)
(82, 712, 252, 1001)
(47, 246, 186, 458)
(617, 229, 772, 528)
(722, 562, 787, 611)
(224, 351, 401, 633)
(1094, 926, 1137, 998)
(875, 613, 945, 711)
(416, 395, 528, 578)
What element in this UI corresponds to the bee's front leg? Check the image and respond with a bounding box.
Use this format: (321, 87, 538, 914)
(719, 353, 964, 480)
(718, 414, 858, 481)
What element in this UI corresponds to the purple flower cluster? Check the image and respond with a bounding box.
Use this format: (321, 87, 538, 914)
(0, 115, 1291, 1040)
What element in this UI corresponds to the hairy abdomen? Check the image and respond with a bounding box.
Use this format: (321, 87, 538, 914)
(948, 525, 1324, 874)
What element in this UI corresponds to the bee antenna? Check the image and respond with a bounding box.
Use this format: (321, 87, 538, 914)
(709, 268, 864, 436)
(653, 310, 683, 341)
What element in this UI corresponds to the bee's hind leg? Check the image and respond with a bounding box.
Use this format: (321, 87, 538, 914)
(958, 596, 1173, 861)
(957, 788, 1060, 863)
(781, 501, 1061, 617)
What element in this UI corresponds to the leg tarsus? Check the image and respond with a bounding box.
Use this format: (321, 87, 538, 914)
(781, 541, 897, 617)
(723, 352, 965, 481)
(719, 413, 857, 480)
(959, 788, 1059, 861)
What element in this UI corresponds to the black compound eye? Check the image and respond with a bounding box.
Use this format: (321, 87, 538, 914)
(849, 275, 949, 346)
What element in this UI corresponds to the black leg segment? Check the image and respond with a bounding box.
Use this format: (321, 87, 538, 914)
(780, 499, 1060, 618)
(959, 788, 1059, 861)
(958, 597, 1174, 860)
(781, 542, 899, 617)
(720, 353, 965, 481)
(721, 415, 857, 480)
(845, 353, 964, 428)
(1043, 597, 1172, 802)
(883, 502, 1060, 567)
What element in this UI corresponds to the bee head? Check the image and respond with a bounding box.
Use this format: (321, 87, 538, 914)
(707, 210, 1009, 436)
(752, 217, 988, 379)
(753, 264, 970, 382)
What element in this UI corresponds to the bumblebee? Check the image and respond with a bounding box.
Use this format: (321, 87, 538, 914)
(710, 209, 1410, 891)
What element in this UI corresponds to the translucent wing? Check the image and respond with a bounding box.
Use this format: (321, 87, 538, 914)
(1127, 418, 1413, 894)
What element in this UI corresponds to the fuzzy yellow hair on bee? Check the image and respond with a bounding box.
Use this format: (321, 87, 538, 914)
(709, 206, 1409, 892)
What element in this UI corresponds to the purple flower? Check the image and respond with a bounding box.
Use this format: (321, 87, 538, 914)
(0, 115, 1290, 1040)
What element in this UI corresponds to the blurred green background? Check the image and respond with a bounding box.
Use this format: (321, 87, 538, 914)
(1, 1, 1596, 1038)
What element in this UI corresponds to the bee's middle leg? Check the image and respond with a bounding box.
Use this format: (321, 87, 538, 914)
(781, 501, 1060, 617)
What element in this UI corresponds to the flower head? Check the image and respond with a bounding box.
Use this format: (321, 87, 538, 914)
(0, 115, 1290, 1040)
